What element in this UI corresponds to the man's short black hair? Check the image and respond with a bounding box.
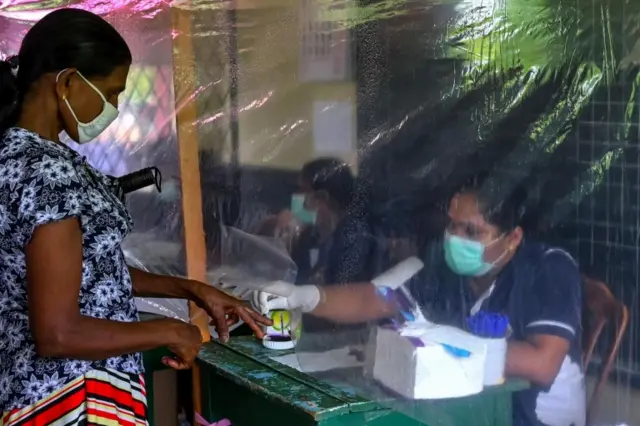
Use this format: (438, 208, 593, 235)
(301, 158, 355, 210)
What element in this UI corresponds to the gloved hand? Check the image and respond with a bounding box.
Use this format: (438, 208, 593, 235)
(250, 281, 321, 315)
(248, 257, 423, 316)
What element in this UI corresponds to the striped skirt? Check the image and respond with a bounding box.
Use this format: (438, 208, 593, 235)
(2, 369, 148, 426)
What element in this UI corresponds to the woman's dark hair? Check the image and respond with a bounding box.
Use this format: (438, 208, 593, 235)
(301, 157, 355, 210)
(458, 174, 529, 233)
(0, 8, 132, 133)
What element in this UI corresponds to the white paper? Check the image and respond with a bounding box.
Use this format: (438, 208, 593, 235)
(299, 0, 350, 82)
(401, 323, 487, 354)
(373, 325, 487, 399)
(270, 347, 363, 373)
(312, 101, 354, 154)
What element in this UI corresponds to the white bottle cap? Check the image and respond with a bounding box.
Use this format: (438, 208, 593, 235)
(262, 336, 296, 350)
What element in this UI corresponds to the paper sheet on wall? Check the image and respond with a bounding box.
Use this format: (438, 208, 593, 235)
(270, 347, 363, 373)
(312, 101, 354, 155)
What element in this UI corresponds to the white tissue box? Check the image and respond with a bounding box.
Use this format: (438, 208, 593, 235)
(372, 324, 487, 399)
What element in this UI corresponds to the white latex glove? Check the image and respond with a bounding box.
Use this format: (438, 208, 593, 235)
(251, 281, 321, 315)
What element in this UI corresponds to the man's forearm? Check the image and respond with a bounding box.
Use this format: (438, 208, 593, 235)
(128, 266, 196, 299)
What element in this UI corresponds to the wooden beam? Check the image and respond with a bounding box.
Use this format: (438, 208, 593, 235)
(171, 4, 210, 341)
(171, 3, 209, 417)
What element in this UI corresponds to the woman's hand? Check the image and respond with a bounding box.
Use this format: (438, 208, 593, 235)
(128, 268, 273, 342)
(191, 283, 273, 342)
(163, 320, 203, 370)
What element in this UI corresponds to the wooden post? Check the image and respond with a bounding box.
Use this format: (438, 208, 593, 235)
(171, 3, 209, 416)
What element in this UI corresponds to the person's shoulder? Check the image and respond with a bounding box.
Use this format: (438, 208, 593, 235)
(0, 128, 78, 164)
(519, 240, 578, 270)
(517, 241, 581, 292)
(0, 128, 85, 192)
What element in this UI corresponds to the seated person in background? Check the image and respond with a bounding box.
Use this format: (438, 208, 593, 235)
(254, 158, 373, 278)
(252, 179, 586, 426)
(289, 158, 373, 286)
(275, 158, 374, 335)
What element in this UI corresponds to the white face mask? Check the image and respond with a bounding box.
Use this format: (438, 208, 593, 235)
(56, 70, 119, 144)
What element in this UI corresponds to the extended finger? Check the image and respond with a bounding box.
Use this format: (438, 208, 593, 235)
(212, 309, 230, 343)
(237, 307, 267, 339)
(248, 308, 272, 326)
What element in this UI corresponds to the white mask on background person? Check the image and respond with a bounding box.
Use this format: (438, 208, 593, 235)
(56, 69, 119, 144)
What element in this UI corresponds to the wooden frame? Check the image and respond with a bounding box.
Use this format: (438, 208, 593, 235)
(171, 4, 210, 415)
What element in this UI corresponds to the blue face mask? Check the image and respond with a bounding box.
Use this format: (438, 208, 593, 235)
(291, 194, 317, 225)
(443, 231, 506, 277)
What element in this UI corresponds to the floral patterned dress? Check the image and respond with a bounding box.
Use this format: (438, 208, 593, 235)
(0, 128, 146, 425)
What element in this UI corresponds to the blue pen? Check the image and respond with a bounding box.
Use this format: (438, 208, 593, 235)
(501, 317, 510, 337)
(473, 312, 482, 333)
(490, 314, 508, 338)
(480, 314, 487, 337)
(495, 315, 502, 337)
(491, 314, 498, 337)
(441, 343, 472, 358)
(483, 314, 489, 336)
(482, 312, 490, 337)
(469, 311, 508, 338)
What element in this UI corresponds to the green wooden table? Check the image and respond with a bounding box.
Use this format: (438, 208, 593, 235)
(194, 337, 528, 426)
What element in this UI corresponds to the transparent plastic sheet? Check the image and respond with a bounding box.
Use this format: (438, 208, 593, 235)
(124, 224, 298, 336)
(1, 0, 639, 424)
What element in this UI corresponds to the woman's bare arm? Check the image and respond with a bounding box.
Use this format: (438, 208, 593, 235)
(311, 283, 398, 323)
(26, 218, 188, 360)
(256, 257, 423, 324)
(311, 257, 424, 322)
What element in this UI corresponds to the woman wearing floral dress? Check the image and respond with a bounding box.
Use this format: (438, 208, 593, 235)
(0, 8, 270, 426)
